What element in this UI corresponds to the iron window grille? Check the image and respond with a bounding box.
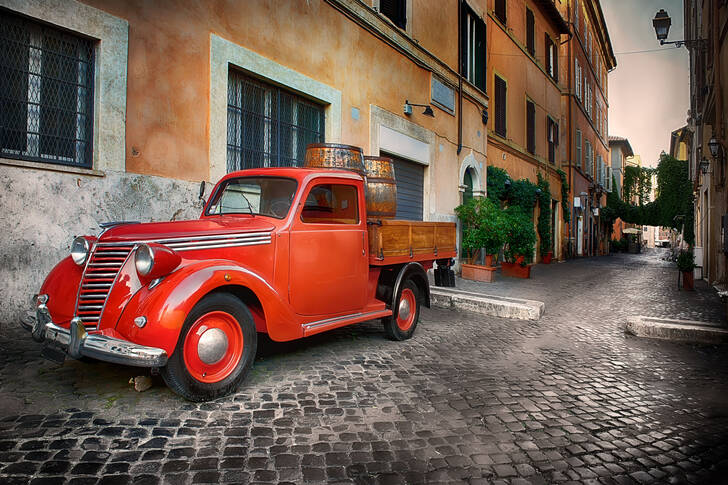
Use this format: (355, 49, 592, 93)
(227, 69, 325, 172)
(0, 10, 95, 168)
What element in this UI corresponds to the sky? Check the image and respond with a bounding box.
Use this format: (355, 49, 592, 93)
(602, 0, 690, 167)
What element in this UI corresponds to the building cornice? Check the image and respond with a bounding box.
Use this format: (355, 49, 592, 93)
(323, 0, 488, 107)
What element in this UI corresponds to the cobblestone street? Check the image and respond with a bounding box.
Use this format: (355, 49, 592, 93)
(1, 249, 728, 484)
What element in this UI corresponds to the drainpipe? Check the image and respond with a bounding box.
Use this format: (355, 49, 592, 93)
(457, 0, 463, 155)
(567, 3, 574, 258)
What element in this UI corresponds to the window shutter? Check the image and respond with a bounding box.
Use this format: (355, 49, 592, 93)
(526, 100, 535, 154)
(474, 16, 487, 92)
(576, 130, 582, 170)
(526, 9, 535, 56)
(552, 37, 559, 82)
(495, 75, 507, 137)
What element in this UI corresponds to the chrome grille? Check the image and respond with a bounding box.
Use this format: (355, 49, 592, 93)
(75, 244, 133, 327)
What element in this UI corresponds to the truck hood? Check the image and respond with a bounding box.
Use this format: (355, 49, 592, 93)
(98, 217, 276, 244)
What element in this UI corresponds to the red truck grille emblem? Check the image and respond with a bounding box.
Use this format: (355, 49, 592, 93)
(75, 244, 134, 328)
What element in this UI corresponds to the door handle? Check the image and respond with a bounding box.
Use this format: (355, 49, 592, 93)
(362, 232, 366, 256)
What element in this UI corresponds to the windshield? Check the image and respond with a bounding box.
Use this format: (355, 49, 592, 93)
(206, 177, 298, 219)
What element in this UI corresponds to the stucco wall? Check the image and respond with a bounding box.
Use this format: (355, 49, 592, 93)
(0, 166, 204, 325)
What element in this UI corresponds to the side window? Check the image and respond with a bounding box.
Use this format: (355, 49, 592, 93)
(301, 184, 359, 224)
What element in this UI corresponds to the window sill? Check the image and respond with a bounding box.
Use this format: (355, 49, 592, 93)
(0, 157, 105, 177)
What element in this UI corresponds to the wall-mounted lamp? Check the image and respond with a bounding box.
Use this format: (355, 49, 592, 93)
(482, 108, 488, 125)
(652, 9, 706, 49)
(404, 100, 435, 117)
(699, 158, 712, 174)
(708, 136, 722, 159)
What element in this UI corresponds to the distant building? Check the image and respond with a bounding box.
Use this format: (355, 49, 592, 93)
(608, 135, 633, 240)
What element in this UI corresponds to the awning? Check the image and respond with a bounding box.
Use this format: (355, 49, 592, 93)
(623, 228, 641, 234)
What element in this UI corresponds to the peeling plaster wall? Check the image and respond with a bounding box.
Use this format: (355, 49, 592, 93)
(0, 166, 204, 325)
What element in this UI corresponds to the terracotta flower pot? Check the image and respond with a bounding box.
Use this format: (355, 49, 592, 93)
(542, 252, 553, 264)
(501, 261, 531, 278)
(484, 254, 495, 268)
(682, 270, 694, 290)
(461, 263, 496, 282)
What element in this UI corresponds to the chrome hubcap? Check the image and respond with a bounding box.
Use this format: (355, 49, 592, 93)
(197, 328, 228, 364)
(398, 297, 411, 320)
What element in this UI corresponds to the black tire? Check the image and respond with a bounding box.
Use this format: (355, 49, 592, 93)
(161, 292, 257, 401)
(383, 280, 421, 341)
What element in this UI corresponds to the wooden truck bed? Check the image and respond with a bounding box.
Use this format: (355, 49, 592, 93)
(367, 219, 457, 266)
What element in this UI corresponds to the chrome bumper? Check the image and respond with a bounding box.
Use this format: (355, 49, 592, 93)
(21, 304, 168, 368)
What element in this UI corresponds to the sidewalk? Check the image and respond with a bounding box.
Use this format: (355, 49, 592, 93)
(436, 248, 726, 336)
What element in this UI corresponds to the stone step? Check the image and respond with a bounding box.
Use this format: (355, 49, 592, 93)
(430, 287, 545, 321)
(626, 316, 728, 344)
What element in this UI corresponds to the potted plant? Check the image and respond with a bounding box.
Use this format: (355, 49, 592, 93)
(501, 207, 537, 278)
(455, 197, 506, 282)
(676, 249, 695, 290)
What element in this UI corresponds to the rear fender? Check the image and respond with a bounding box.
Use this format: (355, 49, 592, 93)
(115, 260, 300, 355)
(392, 262, 430, 310)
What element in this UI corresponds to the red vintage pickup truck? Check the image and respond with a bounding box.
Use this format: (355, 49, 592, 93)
(22, 167, 456, 401)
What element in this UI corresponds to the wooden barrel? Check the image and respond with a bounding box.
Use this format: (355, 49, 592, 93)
(304, 143, 366, 178)
(364, 156, 397, 218)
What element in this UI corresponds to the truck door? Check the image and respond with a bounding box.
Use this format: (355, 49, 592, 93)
(289, 181, 368, 316)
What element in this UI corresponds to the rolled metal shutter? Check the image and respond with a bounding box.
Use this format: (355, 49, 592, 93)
(385, 154, 424, 221)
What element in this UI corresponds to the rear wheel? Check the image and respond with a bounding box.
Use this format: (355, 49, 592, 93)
(161, 293, 257, 401)
(383, 280, 421, 341)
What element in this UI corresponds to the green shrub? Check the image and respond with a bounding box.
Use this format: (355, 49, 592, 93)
(503, 207, 537, 266)
(455, 197, 507, 263)
(676, 249, 695, 272)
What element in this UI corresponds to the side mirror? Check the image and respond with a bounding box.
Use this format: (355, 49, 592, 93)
(198, 181, 206, 201)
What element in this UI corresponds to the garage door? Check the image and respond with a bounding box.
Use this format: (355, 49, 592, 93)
(383, 153, 424, 221)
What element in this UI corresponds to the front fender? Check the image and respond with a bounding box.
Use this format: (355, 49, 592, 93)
(115, 260, 300, 355)
(39, 256, 84, 326)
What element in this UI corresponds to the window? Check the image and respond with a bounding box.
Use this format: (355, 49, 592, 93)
(379, 0, 406, 30)
(545, 34, 558, 82)
(461, 3, 486, 92)
(227, 69, 325, 172)
(597, 154, 603, 185)
(526, 8, 535, 56)
(494, 0, 507, 25)
(494, 75, 507, 137)
(574, 0, 580, 34)
(526, 99, 535, 154)
(585, 140, 593, 177)
(575, 58, 581, 100)
(1, 11, 95, 168)
(547, 117, 558, 164)
(301, 184, 359, 224)
(207, 176, 298, 219)
(575, 129, 582, 170)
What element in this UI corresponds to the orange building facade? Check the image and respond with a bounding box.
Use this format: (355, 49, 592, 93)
(559, 0, 616, 257)
(486, 0, 570, 261)
(0, 0, 490, 321)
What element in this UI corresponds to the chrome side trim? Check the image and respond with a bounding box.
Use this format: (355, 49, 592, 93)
(302, 310, 386, 331)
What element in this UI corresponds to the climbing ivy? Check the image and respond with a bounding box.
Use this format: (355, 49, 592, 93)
(623, 165, 655, 205)
(486, 166, 510, 203)
(556, 168, 570, 223)
(603, 154, 694, 245)
(537, 173, 552, 257)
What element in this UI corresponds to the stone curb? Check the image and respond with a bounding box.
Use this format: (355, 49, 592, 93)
(625, 316, 728, 344)
(430, 287, 545, 320)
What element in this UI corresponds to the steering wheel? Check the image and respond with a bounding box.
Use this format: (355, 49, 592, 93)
(270, 199, 290, 218)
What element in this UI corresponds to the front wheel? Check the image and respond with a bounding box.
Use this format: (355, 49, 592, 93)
(383, 280, 421, 341)
(161, 293, 257, 401)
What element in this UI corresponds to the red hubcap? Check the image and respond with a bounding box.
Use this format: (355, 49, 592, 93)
(396, 288, 416, 331)
(183, 311, 243, 383)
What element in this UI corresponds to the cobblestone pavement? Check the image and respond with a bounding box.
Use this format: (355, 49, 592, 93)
(1, 250, 728, 484)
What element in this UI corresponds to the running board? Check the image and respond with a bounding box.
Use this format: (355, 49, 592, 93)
(302, 309, 393, 337)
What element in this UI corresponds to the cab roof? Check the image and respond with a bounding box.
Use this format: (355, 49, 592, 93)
(220, 166, 364, 184)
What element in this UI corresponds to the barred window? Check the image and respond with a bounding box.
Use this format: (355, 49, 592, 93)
(227, 69, 325, 172)
(0, 11, 95, 168)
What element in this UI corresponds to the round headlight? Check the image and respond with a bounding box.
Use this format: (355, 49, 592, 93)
(135, 244, 155, 276)
(71, 236, 90, 266)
